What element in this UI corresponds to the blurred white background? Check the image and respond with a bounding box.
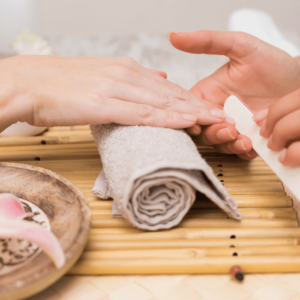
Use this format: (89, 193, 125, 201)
(1, 0, 300, 136)
(1, 0, 300, 53)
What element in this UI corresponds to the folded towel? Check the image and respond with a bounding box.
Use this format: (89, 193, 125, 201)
(91, 124, 241, 231)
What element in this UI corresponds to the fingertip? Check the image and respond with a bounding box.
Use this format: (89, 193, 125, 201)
(156, 71, 167, 79)
(279, 142, 300, 166)
(182, 113, 197, 122)
(259, 120, 271, 138)
(148, 68, 167, 78)
(243, 136, 253, 151)
(278, 150, 286, 164)
(252, 109, 268, 125)
(187, 125, 201, 136)
(216, 127, 236, 142)
(224, 115, 236, 125)
(193, 124, 201, 135)
(167, 32, 173, 42)
(235, 135, 252, 152)
(202, 123, 237, 145)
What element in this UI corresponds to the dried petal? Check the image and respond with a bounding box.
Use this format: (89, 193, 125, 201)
(0, 219, 65, 268)
(0, 193, 65, 268)
(0, 193, 29, 220)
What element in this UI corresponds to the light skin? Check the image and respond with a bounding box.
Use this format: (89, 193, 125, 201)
(253, 86, 300, 166)
(168, 31, 300, 161)
(0, 55, 234, 133)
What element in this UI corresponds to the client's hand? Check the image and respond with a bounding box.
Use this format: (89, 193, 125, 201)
(253, 88, 300, 166)
(0, 55, 229, 132)
(168, 31, 300, 159)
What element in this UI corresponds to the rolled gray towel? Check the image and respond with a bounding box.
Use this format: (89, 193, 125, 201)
(91, 124, 241, 231)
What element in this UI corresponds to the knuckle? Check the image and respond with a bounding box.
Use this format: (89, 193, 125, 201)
(166, 111, 174, 120)
(118, 56, 136, 66)
(90, 92, 107, 105)
(195, 106, 204, 116)
(161, 94, 174, 108)
(137, 104, 153, 120)
(172, 83, 188, 100)
(112, 64, 134, 78)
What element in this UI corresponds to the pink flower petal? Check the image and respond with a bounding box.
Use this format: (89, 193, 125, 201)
(0, 193, 28, 220)
(0, 219, 65, 269)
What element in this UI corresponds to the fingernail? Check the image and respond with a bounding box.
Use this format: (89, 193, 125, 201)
(182, 114, 197, 122)
(167, 32, 173, 41)
(260, 120, 267, 137)
(216, 128, 235, 141)
(253, 109, 268, 124)
(267, 135, 273, 149)
(225, 115, 236, 125)
(233, 139, 247, 151)
(278, 150, 286, 163)
(193, 127, 200, 135)
(210, 109, 225, 119)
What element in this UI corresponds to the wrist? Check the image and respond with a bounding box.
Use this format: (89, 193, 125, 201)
(0, 57, 26, 131)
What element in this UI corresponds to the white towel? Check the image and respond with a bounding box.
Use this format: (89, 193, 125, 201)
(91, 124, 241, 231)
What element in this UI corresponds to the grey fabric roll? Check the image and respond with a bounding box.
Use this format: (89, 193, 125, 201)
(91, 124, 241, 231)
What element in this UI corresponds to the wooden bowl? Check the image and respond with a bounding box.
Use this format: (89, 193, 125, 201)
(0, 162, 91, 300)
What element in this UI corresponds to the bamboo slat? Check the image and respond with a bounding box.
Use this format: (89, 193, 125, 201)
(89, 227, 300, 241)
(82, 245, 300, 259)
(85, 239, 299, 251)
(2, 125, 300, 275)
(69, 256, 300, 275)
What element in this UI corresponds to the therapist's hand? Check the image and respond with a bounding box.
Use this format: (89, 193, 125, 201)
(0, 55, 228, 132)
(252, 87, 300, 166)
(168, 31, 300, 159)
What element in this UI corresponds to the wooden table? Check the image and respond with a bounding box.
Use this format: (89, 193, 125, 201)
(1, 125, 300, 300)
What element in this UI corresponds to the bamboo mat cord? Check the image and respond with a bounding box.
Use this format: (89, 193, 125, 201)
(2, 125, 300, 275)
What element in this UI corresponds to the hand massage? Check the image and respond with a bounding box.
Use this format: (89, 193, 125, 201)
(1, 29, 300, 164)
(1, 5, 300, 300)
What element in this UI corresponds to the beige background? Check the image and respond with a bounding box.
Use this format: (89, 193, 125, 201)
(39, 0, 300, 36)
(1, 0, 300, 52)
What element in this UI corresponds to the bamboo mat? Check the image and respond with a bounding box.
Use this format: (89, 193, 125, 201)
(2, 125, 300, 300)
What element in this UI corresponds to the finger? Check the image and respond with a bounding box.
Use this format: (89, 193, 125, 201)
(215, 135, 252, 154)
(279, 141, 300, 166)
(116, 56, 168, 82)
(252, 108, 268, 126)
(89, 98, 197, 128)
(260, 89, 300, 138)
(168, 30, 261, 60)
(106, 81, 228, 125)
(146, 68, 167, 79)
(119, 62, 217, 109)
(267, 109, 300, 151)
(238, 149, 258, 161)
(125, 73, 236, 124)
(187, 125, 201, 136)
(137, 74, 215, 109)
(193, 123, 237, 145)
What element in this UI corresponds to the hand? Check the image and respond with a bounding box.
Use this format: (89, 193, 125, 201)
(253, 88, 300, 166)
(168, 31, 300, 159)
(0, 55, 229, 132)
